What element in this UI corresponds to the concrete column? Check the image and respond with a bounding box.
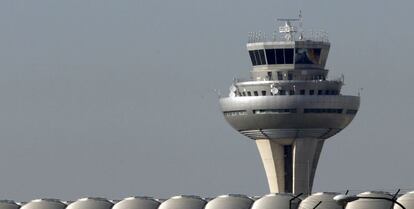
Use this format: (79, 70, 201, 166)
(256, 138, 325, 194)
(292, 138, 325, 195)
(255, 139, 285, 193)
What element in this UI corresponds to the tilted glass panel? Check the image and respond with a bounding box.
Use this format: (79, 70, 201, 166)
(258, 49, 267, 65)
(276, 49, 284, 64)
(295, 48, 322, 64)
(249, 51, 257, 66)
(265, 49, 276, 64)
(253, 50, 262, 65)
(284, 48, 294, 64)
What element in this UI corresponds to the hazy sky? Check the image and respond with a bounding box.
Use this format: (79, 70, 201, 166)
(0, 0, 413, 201)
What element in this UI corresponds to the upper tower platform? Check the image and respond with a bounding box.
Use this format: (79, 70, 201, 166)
(246, 17, 330, 81)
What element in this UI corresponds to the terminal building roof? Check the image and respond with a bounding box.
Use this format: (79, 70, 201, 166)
(2, 191, 414, 209)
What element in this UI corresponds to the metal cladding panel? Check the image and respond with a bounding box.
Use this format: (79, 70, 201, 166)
(205, 195, 253, 209)
(113, 197, 160, 209)
(159, 196, 206, 209)
(239, 128, 337, 140)
(346, 191, 393, 209)
(299, 192, 342, 209)
(219, 96, 360, 137)
(395, 191, 414, 209)
(251, 193, 300, 209)
(21, 200, 66, 209)
(0, 201, 20, 209)
(67, 198, 113, 209)
(219, 96, 360, 112)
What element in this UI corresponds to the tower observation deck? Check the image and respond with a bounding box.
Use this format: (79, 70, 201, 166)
(219, 16, 360, 195)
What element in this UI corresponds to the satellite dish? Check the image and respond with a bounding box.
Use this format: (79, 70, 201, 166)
(229, 85, 237, 93)
(271, 87, 279, 95)
(229, 92, 236, 97)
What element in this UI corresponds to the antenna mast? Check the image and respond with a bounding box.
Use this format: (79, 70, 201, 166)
(299, 10, 304, 40)
(277, 18, 299, 41)
(277, 11, 304, 41)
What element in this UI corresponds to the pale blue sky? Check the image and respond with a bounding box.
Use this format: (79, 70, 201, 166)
(0, 0, 413, 200)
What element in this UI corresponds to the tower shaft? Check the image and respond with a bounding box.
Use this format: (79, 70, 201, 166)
(256, 138, 324, 194)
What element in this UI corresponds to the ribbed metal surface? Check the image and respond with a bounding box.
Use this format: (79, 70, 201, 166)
(240, 128, 339, 140)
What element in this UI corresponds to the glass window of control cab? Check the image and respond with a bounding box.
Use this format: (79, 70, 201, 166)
(248, 50, 267, 66)
(250, 48, 297, 66)
(249, 47, 325, 66)
(295, 48, 322, 64)
(264, 48, 294, 65)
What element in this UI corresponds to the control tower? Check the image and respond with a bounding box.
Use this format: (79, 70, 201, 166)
(219, 16, 360, 195)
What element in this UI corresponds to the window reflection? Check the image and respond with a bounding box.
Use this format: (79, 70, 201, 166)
(284, 48, 294, 64)
(249, 51, 257, 66)
(295, 48, 322, 64)
(249, 50, 267, 66)
(265, 49, 276, 64)
(276, 49, 284, 64)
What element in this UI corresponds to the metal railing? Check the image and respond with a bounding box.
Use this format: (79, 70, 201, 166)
(248, 29, 329, 43)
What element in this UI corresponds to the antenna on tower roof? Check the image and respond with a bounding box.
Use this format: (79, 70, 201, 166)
(277, 17, 299, 41)
(299, 10, 304, 40)
(276, 11, 305, 41)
